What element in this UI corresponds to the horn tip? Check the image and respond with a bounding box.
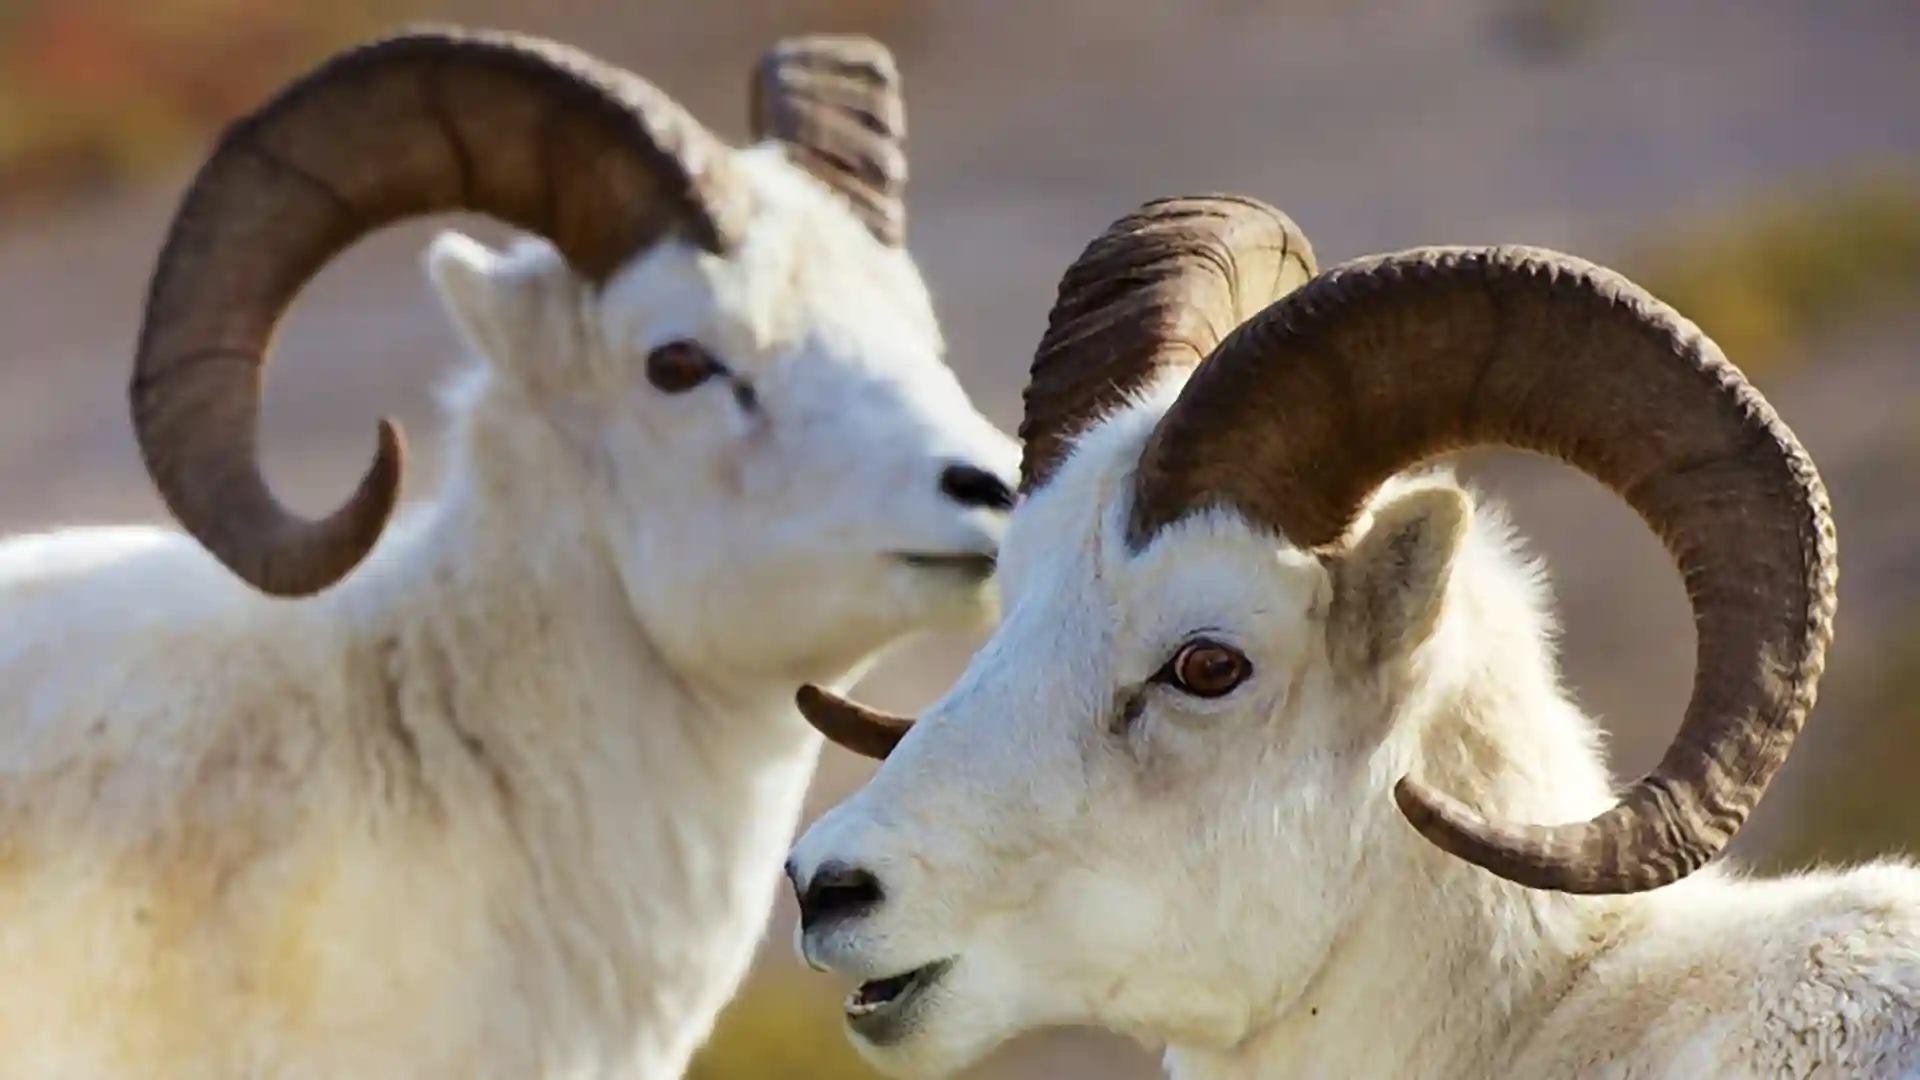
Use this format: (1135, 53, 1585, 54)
(369, 416, 408, 518)
(1391, 775, 1491, 864)
(1392, 775, 1449, 835)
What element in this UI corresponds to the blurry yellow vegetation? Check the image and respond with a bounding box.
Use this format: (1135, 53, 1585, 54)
(1763, 627, 1920, 873)
(1626, 165, 1920, 378)
(2, 0, 1914, 381)
(0, 0, 401, 220)
(686, 973, 886, 1080)
(0, 0, 920, 226)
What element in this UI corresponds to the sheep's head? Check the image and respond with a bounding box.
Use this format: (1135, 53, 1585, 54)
(130, 28, 1017, 678)
(782, 196, 1837, 1077)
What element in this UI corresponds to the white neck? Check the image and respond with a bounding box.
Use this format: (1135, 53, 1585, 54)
(328, 381, 838, 1077)
(1166, 852, 1628, 1080)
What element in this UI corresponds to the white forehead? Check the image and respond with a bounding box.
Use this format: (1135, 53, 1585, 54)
(1002, 376, 1315, 598)
(595, 143, 944, 370)
(995, 378, 1177, 607)
(995, 375, 1323, 672)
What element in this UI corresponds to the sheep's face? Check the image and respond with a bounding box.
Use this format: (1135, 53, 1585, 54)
(787, 393, 1474, 1078)
(425, 145, 1018, 685)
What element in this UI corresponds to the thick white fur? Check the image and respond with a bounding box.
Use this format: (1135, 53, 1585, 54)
(0, 146, 1019, 1079)
(790, 372, 1920, 1080)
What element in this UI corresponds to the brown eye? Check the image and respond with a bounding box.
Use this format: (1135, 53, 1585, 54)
(645, 340, 722, 394)
(1167, 639, 1252, 699)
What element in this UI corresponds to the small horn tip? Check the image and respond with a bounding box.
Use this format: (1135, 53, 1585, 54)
(1392, 775, 1436, 830)
(261, 415, 405, 599)
(372, 417, 407, 499)
(351, 415, 408, 539)
(1391, 775, 1484, 855)
(792, 684, 910, 761)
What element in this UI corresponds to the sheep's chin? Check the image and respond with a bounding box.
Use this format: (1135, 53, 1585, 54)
(841, 956, 1021, 1080)
(890, 559, 1003, 635)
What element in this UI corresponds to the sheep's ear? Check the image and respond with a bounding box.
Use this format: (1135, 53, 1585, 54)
(425, 230, 524, 365)
(1327, 486, 1472, 673)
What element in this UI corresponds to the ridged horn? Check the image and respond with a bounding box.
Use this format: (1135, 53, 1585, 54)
(1130, 243, 1837, 894)
(131, 25, 752, 597)
(750, 34, 906, 246)
(1017, 195, 1316, 494)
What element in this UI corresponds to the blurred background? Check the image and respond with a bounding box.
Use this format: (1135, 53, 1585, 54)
(0, 0, 1915, 1075)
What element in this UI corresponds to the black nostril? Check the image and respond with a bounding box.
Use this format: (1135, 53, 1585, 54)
(940, 463, 1016, 512)
(797, 861, 884, 931)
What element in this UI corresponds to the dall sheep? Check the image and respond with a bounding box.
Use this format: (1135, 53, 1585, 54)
(0, 26, 1020, 1080)
(786, 195, 1920, 1079)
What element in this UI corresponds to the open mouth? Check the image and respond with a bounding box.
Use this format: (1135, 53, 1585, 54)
(895, 551, 998, 577)
(844, 959, 952, 1038)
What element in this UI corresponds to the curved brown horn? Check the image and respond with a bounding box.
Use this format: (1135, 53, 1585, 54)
(131, 26, 753, 597)
(797, 684, 912, 761)
(1018, 195, 1316, 494)
(750, 34, 906, 246)
(1132, 244, 1837, 895)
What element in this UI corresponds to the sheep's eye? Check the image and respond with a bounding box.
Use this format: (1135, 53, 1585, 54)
(645, 340, 723, 394)
(1165, 639, 1252, 699)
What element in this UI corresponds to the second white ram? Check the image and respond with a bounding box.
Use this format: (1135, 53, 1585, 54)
(788, 195, 1920, 1079)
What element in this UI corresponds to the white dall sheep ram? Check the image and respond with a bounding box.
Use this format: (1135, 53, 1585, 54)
(0, 27, 1021, 1080)
(786, 196, 1920, 1079)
